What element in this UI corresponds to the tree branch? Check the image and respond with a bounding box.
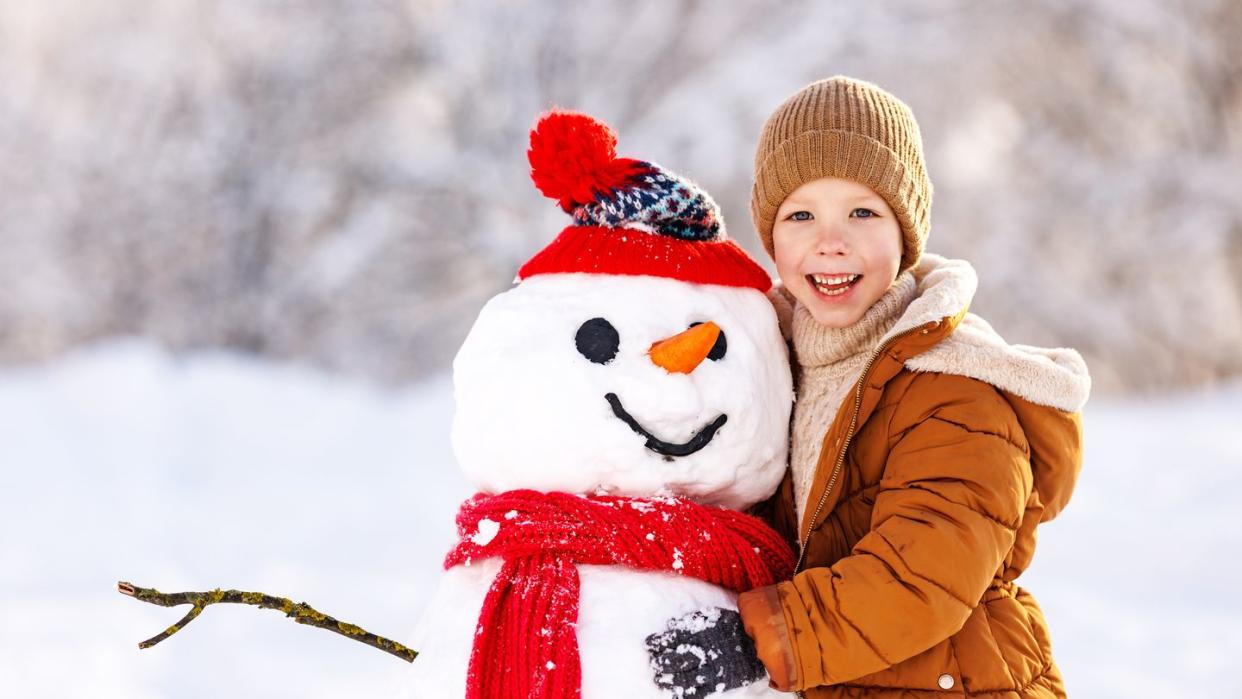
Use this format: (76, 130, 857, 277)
(116, 580, 417, 663)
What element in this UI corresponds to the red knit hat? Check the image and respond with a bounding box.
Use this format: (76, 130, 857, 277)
(518, 110, 771, 292)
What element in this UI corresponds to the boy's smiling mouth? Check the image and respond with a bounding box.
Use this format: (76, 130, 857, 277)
(807, 273, 863, 297)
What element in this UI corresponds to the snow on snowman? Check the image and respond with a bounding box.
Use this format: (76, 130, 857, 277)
(406, 111, 796, 698)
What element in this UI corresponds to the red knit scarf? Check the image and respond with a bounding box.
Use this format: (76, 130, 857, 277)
(443, 489, 795, 699)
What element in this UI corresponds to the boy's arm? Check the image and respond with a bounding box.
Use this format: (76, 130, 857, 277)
(737, 373, 1033, 690)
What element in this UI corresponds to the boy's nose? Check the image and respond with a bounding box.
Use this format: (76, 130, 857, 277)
(813, 224, 850, 255)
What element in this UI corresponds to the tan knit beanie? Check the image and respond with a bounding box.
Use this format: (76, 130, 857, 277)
(750, 76, 932, 274)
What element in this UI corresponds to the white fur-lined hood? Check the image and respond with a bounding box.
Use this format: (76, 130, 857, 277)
(881, 253, 1091, 413)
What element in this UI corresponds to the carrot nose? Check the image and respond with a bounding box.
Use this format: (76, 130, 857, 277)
(649, 322, 720, 374)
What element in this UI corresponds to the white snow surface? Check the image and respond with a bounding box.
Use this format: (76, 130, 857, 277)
(0, 339, 469, 699)
(1, 339, 1240, 697)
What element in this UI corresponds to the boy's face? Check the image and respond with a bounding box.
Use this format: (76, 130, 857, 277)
(772, 177, 903, 329)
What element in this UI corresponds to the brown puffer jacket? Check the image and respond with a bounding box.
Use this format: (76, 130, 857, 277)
(739, 255, 1091, 698)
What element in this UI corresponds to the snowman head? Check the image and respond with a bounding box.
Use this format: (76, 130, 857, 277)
(451, 111, 792, 511)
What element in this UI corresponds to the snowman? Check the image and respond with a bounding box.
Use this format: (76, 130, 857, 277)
(407, 111, 794, 699)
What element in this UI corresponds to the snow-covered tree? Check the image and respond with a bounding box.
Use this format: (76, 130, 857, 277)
(0, 0, 1238, 392)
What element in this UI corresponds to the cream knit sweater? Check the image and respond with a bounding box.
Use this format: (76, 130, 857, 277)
(788, 271, 918, 525)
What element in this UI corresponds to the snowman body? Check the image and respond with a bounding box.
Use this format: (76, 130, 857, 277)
(409, 562, 778, 698)
(406, 273, 792, 698)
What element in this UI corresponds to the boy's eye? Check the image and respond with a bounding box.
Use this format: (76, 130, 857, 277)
(787, 211, 812, 221)
(851, 208, 877, 219)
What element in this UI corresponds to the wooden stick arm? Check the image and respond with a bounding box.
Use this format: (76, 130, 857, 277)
(117, 580, 418, 663)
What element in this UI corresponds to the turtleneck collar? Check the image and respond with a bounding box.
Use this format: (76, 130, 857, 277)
(791, 270, 918, 368)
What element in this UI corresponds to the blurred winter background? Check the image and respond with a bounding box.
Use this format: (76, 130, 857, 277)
(0, 0, 1239, 696)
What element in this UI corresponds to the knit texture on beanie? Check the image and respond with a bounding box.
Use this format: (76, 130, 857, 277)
(751, 76, 933, 274)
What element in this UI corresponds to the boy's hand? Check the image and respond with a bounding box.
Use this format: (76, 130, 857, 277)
(644, 606, 766, 696)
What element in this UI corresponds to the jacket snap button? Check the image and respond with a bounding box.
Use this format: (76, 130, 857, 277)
(937, 673, 955, 690)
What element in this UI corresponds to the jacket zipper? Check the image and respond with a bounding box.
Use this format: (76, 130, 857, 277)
(793, 321, 937, 574)
(789, 321, 935, 699)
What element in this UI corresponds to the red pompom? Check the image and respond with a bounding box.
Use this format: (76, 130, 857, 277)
(527, 109, 646, 213)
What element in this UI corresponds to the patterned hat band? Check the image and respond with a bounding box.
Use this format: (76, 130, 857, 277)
(569, 162, 722, 242)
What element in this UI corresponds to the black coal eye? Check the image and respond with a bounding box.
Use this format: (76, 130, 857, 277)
(689, 322, 727, 361)
(575, 317, 620, 364)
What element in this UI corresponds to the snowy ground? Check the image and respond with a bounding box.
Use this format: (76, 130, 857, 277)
(0, 339, 1238, 698)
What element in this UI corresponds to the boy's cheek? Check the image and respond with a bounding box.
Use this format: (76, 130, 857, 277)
(770, 237, 802, 292)
(771, 262, 814, 311)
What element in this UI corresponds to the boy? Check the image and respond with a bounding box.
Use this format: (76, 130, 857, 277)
(736, 76, 1091, 698)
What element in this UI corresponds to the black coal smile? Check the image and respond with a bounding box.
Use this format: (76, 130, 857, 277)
(604, 392, 727, 458)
